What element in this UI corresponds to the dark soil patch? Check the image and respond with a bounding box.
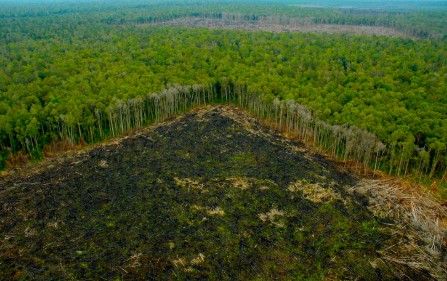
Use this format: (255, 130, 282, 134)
(0, 106, 434, 280)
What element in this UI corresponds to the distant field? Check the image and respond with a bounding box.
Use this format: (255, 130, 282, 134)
(288, 0, 447, 11)
(149, 17, 414, 38)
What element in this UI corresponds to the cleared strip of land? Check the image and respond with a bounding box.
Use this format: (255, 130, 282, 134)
(147, 17, 415, 38)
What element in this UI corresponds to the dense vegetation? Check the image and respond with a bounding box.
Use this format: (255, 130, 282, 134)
(1, 0, 447, 185)
(2, 0, 446, 39)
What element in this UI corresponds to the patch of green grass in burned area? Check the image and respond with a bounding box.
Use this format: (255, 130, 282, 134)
(0, 107, 427, 280)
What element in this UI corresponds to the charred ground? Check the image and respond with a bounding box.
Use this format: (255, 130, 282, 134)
(0, 106, 439, 280)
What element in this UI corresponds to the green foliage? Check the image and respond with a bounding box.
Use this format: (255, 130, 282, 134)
(0, 150, 7, 170)
(0, 1, 446, 179)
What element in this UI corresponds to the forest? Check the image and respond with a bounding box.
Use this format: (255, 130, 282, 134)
(1, 0, 447, 191)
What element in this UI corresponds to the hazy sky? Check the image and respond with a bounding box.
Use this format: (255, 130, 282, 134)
(0, 0, 445, 9)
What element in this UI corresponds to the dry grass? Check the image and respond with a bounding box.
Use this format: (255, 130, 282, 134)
(350, 178, 447, 279)
(259, 208, 287, 227)
(207, 207, 225, 216)
(171, 253, 205, 272)
(190, 253, 206, 265)
(192, 204, 225, 217)
(288, 179, 340, 203)
(174, 177, 204, 190)
(227, 176, 251, 190)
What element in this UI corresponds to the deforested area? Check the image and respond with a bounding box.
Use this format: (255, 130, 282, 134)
(1, 0, 447, 280)
(1, 106, 445, 280)
(148, 17, 413, 38)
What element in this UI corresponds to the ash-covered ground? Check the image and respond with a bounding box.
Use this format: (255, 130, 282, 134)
(0, 106, 437, 280)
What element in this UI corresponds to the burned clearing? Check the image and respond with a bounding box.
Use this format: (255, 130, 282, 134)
(0, 106, 443, 280)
